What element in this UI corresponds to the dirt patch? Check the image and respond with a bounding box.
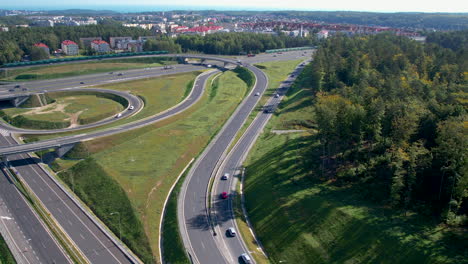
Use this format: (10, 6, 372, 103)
(18, 102, 68, 117)
(68, 110, 84, 128)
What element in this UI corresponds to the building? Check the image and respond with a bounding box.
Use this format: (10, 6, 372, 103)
(0, 26, 8, 32)
(33, 43, 50, 55)
(109, 37, 133, 48)
(125, 40, 143, 52)
(317, 30, 329, 39)
(61, 40, 79, 55)
(80, 37, 102, 48)
(138, 36, 157, 42)
(91, 40, 111, 53)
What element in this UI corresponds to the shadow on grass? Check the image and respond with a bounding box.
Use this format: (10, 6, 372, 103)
(243, 134, 467, 264)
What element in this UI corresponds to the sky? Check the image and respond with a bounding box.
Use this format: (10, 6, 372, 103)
(1, 0, 468, 13)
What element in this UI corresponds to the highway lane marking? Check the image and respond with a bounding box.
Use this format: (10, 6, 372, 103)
(23, 160, 124, 264)
(80, 233, 85, 240)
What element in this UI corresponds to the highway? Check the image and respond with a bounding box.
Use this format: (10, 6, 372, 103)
(0, 162, 72, 264)
(177, 64, 269, 264)
(211, 60, 310, 263)
(0, 50, 312, 263)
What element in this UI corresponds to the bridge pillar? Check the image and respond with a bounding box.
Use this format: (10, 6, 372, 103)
(55, 143, 76, 158)
(1, 155, 9, 167)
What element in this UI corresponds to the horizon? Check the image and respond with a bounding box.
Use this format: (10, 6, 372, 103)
(1, 0, 468, 13)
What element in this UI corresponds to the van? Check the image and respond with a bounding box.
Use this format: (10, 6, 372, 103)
(240, 253, 252, 264)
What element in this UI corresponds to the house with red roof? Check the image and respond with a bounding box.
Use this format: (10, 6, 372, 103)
(33, 43, 50, 55)
(61, 40, 79, 55)
(91, 39, 111, 53)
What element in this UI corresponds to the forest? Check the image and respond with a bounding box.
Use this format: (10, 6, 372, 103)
(304, 31, 467, 225)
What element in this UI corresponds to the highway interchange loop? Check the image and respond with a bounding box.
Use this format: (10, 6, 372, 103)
(0, 51, 311, 263)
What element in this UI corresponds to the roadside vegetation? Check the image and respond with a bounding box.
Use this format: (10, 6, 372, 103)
(243, 32, 467, 264)
(0, 234, 16, 264)
(46, 70, 249, 261)
(1, 57, 176, 81)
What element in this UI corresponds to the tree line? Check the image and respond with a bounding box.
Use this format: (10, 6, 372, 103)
(304, 32, 467, 225)
(0, 25, 315, 65)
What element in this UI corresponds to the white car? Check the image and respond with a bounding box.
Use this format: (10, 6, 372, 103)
(115, 113, 122, 118)
(129, 105, 134, 110)
(227, 227, 236, 237)
(254, 92, 260, 96)
(274, 93, 280, 98)
(240, 253, 252, 264)
(221, 173, 229, 180)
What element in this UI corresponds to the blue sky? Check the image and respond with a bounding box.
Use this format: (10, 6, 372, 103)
(1, 0, 467, 13)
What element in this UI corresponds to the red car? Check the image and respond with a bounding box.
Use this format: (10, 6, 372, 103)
(220, 192, 228, 199)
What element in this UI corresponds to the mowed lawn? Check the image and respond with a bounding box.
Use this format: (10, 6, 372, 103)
(2, 93, 123, 126)
(242, 70, 468, 263)
(2, 58, 174, 81)
(24, 72, 200, 141)
(74, 71, 247, 259)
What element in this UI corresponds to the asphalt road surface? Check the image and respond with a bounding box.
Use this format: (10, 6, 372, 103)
(212, 60, 310, 263)
(0, 161, 72, 264)
(0, 135, 134, 264)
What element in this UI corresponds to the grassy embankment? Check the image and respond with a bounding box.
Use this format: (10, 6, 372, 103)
(230, 60, 303, 150)
(1, 92, 124, 129)
(1, 57, 176, 81)
(241, 65, 468, 264)
(46, 70, 249, 262)
(0, 234, 16, 264)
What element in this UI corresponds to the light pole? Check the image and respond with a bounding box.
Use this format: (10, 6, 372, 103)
(110, 212, 121, 241)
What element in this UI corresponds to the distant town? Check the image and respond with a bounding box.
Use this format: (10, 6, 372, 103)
(0, 8, 428, 61)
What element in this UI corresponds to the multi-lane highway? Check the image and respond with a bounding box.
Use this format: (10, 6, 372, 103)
(211, 60, 310, 263)
(0, 164, 72, 264)
(0, 50, 312, 263)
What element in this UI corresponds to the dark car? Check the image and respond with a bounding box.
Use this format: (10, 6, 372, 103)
(80, 81, 85, 84)
(220, 192, 228, 199)
(8, 89, 14, 92)
(21, 88, 27, 91)
(118, 73, 123, 76)
(14, 85, 20, 88)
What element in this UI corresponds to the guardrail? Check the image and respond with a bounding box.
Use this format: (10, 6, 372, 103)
(265, 46, 316, 53)
(2, 51, 170, 68)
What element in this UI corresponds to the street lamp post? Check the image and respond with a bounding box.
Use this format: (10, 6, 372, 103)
(110, 212, 121, 241)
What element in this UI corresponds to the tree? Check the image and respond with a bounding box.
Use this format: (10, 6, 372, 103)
(30, 46, 49, 61)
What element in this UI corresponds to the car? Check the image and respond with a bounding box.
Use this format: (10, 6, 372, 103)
(221, 173, 229, 180)
(291, 74, 295, 77)
(274, 93, 280, 98)
(118, 73, 123, 76)
(80, 81, 85, 84)
(273, 54, 277, 57)
(14, 85, 20, 88)
(254, 92, 260, 96)
(115, 113, 122, 118)
(21, 88, 27, 91)
(227, 227, 236, 237)
(109, 72, 114, 74)
(128, 105, 134, 110)
(220, 192, 228, 199)
(240, 253, 252, 264)
(8, 89, 14, 92)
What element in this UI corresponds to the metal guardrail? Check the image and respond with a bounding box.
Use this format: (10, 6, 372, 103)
(265, 46, 316, 53)
(2, 51, 170, 68)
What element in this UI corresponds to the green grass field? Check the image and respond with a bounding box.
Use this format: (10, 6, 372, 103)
(22, 72, 200, 142)
(1, 57, 176, 81)
(2, 93, 124, 128)
(52, 70, 248, 260)
(0, 234, 16, 264)
(242, 67, 468, 264)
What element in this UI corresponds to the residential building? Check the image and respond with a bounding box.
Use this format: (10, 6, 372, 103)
(61, 40, 79, 55)
(317, 30, 329, 39)
(80, 37, 102, 47)
(91, 40, 111, 53)
(109, 37, 133, 48)
(33, 43, 50, 55)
